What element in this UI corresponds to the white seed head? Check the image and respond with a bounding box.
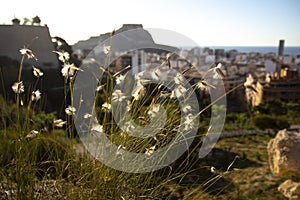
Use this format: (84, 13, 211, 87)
(53, 119, 67, 127)
(32, 66, 44, 77)
(103, 45, 111, 55)
(65, 105, 76, 116)
(31, 90, 41, 101)
(20, 48, 37, 61)
(12, 81, 24, 94)
(112, 90, 127, 102)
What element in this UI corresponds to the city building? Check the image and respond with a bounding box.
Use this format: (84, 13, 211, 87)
(73, 24, 177, 75)
(252, 70, 300, 106)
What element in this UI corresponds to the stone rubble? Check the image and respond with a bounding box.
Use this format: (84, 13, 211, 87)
(268, 129, 300, 200)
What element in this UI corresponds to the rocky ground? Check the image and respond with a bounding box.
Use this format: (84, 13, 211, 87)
(167, 131, 288, 199)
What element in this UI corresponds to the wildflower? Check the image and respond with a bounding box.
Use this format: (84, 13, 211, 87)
(12, 81, 24, 94)
(25, 130, 39, 139)
(135, 71, 145, 81)
(65, 105, 76, 116)
(145, 146, 156, 156)
(102, 102, 112, 112)
(196, 80, 216, 90)
(61, 64, 75, 77)
(53, 51, 70, 63)
(103, 45, 111, 54)
(134, 71, 152, 86)
(96, 84, 105, 92)
(115, 74, 125, 85)
(19, 47, 37, 61)
(213, 63, 225, 79)
(174, 73, 184, 85)
(112, 90, 127, 102)
(182, 104, 192, 113)
(210, 166, 217, 173)
(53, 119, 66, 127)
(183, 113, 195, 131)
(132, 83, 144, 101)
(184, 113, 194, 123)
(84, 113, 93, 119)
(61, 63, 82, 77)
(171, 85, 187, 98)
(31, 90, 41, 101)
(32, 66, 44, 77)
(80, 95, 84, 103)
(91, 124, 103, 137)
(123, 121, 135, 133)
(147, 104, 160, 118)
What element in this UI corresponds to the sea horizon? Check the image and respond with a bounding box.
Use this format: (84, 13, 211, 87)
(179, 46, 300, 55)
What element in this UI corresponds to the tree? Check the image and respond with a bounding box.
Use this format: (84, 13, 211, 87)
(32, 16, 41, 25)
(23, 17, 30, 25)
(12, 17, 20, 25)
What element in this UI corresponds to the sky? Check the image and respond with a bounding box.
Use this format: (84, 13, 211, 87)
(1, 0, 300, 47)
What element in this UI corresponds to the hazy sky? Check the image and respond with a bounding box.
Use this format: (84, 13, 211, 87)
(1, 0, 300, 46)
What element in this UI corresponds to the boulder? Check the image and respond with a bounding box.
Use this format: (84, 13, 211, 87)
(278, 180, 300, 200)
(267, 129, 300, 178)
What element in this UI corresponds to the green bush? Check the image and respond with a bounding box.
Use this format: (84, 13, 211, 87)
(0, 95, 57, 133)
(253, 114, 289, 130)
(253, 99, 287, 115)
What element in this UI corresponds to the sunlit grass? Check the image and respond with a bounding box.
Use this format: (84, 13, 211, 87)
(0, 38, 257, 199)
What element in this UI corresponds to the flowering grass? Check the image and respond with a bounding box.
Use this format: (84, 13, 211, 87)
(0, 39, 252, 199)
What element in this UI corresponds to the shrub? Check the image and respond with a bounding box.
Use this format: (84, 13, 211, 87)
(253, 114, 289, 130)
